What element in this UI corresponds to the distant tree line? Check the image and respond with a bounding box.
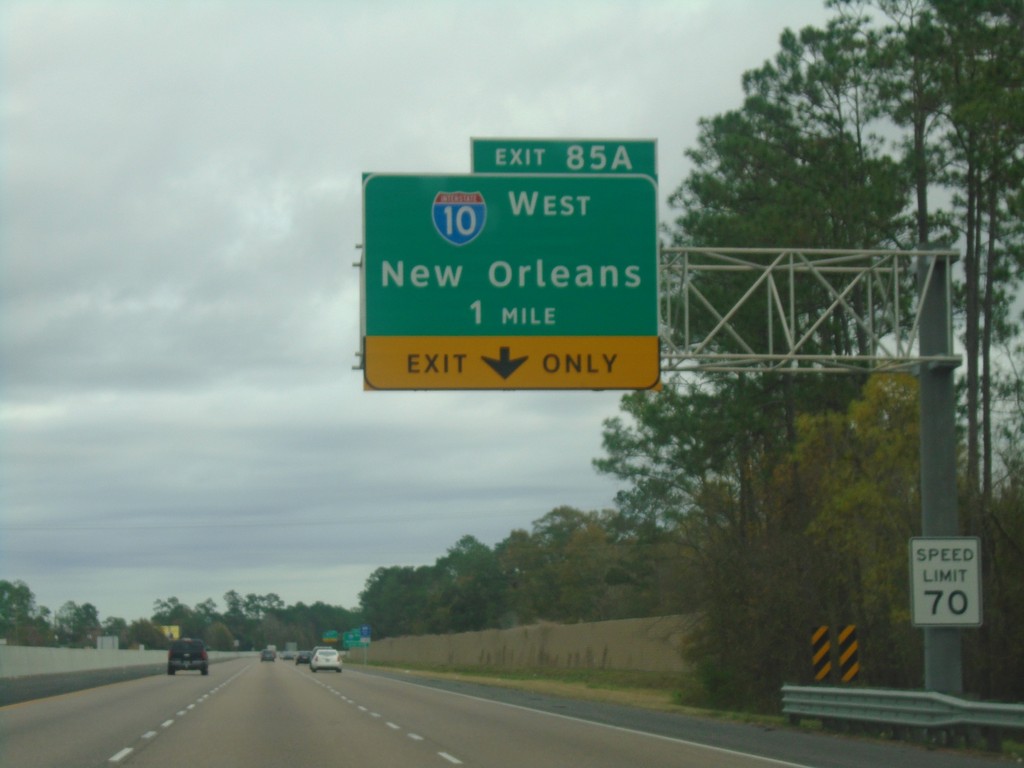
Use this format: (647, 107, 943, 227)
(0, 581, 361, 653)
(358, 506, 694, 639)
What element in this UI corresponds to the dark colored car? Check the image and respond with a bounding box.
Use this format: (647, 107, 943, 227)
(260, 649, 276, 661)
(167, 638, 209, 676)
(295, 650, 312, 665)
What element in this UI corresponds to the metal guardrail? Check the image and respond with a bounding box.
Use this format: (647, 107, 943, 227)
(782, 685, 1024, 750)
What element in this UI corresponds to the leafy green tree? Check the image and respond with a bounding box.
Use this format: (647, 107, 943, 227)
(498, 508, 596, 622)
(54, 601, 101, 647)
(221, 590, 252, 646)
(495, 528, 544, 625)
(795, 374, 923, 686)
(151, 596, 200, 638)
(662, 376, 923, 706)
(243, 592, 284, 621)
(359, 565, 439, 638)
(203, 621, 235, 651)
(126, 618, 168, 650)
(553, 517, 619, 622)
(0, 579, 52, 645)
(497, 506, 660, 623)
(596, 376, 814, 618)
(596, 378, 817, 708)
(966, 334, 1024, 699)
(433, 535, 507, 632)
(101, 616, 128, 646)
(0, 579, 36, 633)
(673, 5, 909, 249)
(894, 0, 1024, 700)
(222, 590, 244, 618)
(651, 15, 917, 684)
(868, 0, 951, 244)
(194, 598, 219, 626)
(931, 0, 1024, 514)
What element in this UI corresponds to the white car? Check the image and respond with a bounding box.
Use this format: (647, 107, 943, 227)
(310, 647, 342, 673)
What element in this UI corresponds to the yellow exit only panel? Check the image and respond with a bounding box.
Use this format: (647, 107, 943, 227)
(364, 336, 660, 391)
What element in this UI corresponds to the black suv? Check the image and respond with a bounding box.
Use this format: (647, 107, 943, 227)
(167, 638, 209, 675)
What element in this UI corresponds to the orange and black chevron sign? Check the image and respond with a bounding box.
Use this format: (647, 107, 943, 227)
(838, 624, 861, 682)
(811, 625, 832, 682)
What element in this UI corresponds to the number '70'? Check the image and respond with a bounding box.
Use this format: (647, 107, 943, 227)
(925, 589, 969, 615)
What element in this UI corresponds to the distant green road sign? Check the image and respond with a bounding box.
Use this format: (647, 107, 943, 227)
(342, 630, 361, 649)
(471, 138, 656, 180)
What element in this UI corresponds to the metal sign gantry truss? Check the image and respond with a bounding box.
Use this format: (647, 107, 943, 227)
(658, 247, 961, 375)
(658, 245, 965, 693)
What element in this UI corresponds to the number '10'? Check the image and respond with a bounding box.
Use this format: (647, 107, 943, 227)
(441, 205, 478, 236)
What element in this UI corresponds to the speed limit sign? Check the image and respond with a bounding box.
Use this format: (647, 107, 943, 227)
(909, 537, 982, 627)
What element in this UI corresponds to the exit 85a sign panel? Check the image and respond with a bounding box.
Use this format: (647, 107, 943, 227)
(362, 173, 658, 390)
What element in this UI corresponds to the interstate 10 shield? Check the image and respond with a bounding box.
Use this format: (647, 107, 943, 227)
(432, 191, 486, 246)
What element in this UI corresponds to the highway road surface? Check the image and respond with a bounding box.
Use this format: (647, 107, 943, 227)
(0, 657, 1008, 768)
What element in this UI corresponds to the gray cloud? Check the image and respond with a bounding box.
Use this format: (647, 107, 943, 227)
(1, 0, 831, 620)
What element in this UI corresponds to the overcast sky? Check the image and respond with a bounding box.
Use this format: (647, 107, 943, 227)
(1, 0, 833, 623)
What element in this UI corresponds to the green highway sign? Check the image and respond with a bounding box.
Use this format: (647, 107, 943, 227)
(343, 628, 369, 649)
(363, 173, 656, 337)
(342, 630, 362, 649)
(361, 173, 659, 390)
(471, 138, 656, 180)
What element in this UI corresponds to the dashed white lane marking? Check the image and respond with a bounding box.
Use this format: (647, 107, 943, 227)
(107, 663, 250, 764)
(300, 668, 468, 766)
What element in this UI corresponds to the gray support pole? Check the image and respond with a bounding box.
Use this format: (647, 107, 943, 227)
(917, 252, 962, 693)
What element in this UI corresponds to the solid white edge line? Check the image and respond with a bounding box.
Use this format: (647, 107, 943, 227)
(350, 671, 816, 768)
(109, 747, 133, 763)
